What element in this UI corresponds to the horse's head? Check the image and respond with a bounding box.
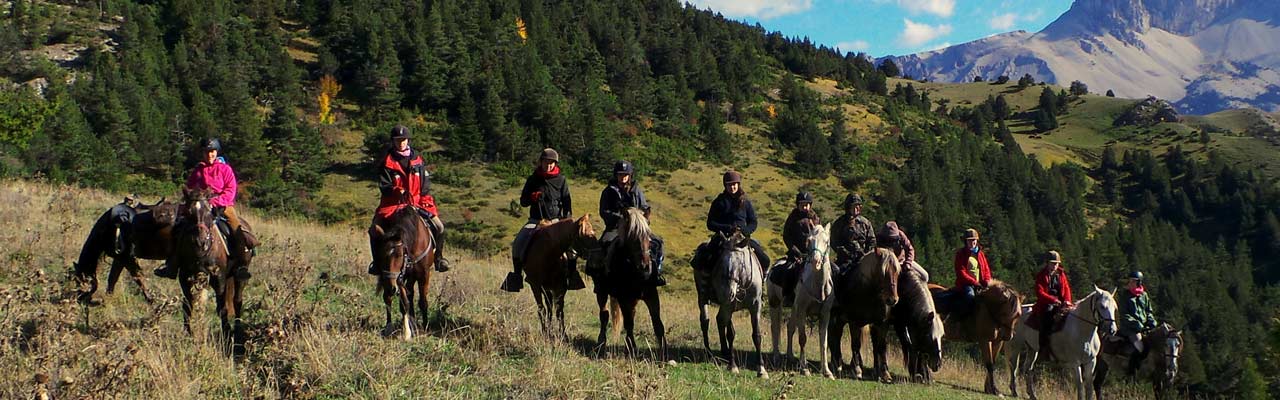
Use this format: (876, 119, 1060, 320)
(920, 310, 945, 372)
(720, 230, 747, 251)
(1089, 286, 1118, 336)
(571, 214, 599, 254)
(804, 224, 831, 273)
(370, 225, 408, 278)
(619, 208, 653, 273)
(1156, 323, 1183, 383)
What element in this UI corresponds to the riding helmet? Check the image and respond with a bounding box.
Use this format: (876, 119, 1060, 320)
(390, 125, 411, 140)
(614, 160, 634, 175)
(540, 148, 560, 162)
(843, 193, 864, 207)
(963, 228, 980, 240)
(1128, 271, 1144, 281)
(876, 221, 902, 245)
(1045, 250, 1062, 264)
(722, 170, 742, 184)
(200, 138, 222, 152)
(796, 191, 814, 204)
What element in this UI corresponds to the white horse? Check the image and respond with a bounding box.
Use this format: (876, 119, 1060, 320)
(1008, 287, 1118, 400)
(696, 231, 769, 378)
(768, 224, 835, 378)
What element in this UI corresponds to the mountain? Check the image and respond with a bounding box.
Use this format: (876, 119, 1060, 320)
(887, 0, 1280, 114)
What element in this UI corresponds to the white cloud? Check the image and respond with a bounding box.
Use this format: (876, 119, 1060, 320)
(836, 40, 871, 52)
(684, 0, 813, 20)
(896, 0, 955, 18)
(988, 13, 1018, 30)
(899, 18, 952, 47)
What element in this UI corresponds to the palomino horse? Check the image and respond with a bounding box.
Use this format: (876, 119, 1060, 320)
(523, 214, 597, 339)
(827, 247, 901, 383)
(591, 208, 666, 359)
(928, 280, 1022, 394)
(170, 190, 252, 350)
(891, 263, 944, 383)
(1094, 322, 1183, 400)
(768, 223, 835, 378)
(369, 206, 437, 340)
(695, 230, 768, 378)
(1008, 287, 1118, 400)
(72, 198, 177, 305)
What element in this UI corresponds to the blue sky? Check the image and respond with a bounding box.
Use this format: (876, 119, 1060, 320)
(684, 0, 1073, 57)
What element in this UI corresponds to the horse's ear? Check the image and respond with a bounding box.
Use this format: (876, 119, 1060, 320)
(927, 311, 936, 321)
(579, 213, 591, 224)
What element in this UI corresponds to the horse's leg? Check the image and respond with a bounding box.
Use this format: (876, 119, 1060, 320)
(622, 299, 638, 358)
(699, 302, 713, 358)
(818, 307, 833, 379)
(1026, 350, 1040, 400)
(106, 257, 125, 295)
(850, 324, 865, 379)
(78, 263, 100, 305)
(770, 294, 783, 366)
(417, 277, 431, 332)
(642, 288, 667, 362)
(404, 279, 417, 331)
(828, 318, 845, 376)
(1093, 358, 1109, 400)
(122, 258, 153, 303)
(595, 292, 610, 357)
(179, 272, 196, 335)
(1081, 359, 1096, 400)
(872, 324, 892, 383)
(981, 341, 997, 394)
(1009, 342, 1022, 398)
(717, 306, 736, 373)
(893, 322, 912, 381)
(399, 279, 413, 340)
(794, 306, 807, 375)
(380, 279, 396, 337)
(556, 290, 567, 341)
(751, 305, 768, 378)
(532, 287, 549, 336)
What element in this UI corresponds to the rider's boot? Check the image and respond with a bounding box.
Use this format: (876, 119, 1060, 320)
(154, 263, 178, 279)
(501, 259, 525, 292)
(430, 220, 450, 272)
(565, 256, 587, 290)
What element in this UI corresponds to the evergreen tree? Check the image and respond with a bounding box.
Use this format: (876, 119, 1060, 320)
(699, 101, 733, 164)
(877, 59, 900, 78)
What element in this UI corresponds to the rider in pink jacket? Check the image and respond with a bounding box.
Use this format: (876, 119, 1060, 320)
(156, 138, 257, 280)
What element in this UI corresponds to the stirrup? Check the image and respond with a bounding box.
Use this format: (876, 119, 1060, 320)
(154, 264, 178, 279)
(434, 257, 450, 272)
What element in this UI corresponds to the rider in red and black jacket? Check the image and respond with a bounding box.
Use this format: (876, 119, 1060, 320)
(1032, 250, 1072, 357)
(368, 125, 449, 274)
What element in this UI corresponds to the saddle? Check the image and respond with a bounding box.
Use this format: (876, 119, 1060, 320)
(1026, 306, 1071, 333)
(768, 258, 803, 304)
(1101, 335, 1135, 356)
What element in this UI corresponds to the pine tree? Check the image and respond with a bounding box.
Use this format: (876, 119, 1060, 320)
(878, 59, 900, 78)
(700, 101, 733, 164)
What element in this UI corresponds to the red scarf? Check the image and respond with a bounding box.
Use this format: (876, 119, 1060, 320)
(1129, 284, 1146, 297)
(536, 165, 561, 179)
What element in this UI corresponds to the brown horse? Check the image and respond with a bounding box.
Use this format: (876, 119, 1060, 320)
(523, 214, 597, 339)
(1094, 323, 1184, 400)
(590, 208, 666, 359)
(927, 280, 1022, 395)
(72, 198, 177, 305)
(170, 189, 250, 350)
(827, 247, 900, 383)
(891, 263, 944, 384)
(369, 206, 436, 340)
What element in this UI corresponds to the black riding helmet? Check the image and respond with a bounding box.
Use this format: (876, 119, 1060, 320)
(796, 191, 814, 204)
(390, 125, 411, 140)
(843, 193, 864, 208)
(1128, 271, 1144, 281)
(200, 138, 222, 152)
(613, 160, 634, 175)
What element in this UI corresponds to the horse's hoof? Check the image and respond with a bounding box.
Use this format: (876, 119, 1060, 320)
(823, 370, 835, 380)
(730, 366, 740, 374)
(799, 368, 810, 377)
(666, 360, 677, 367)
(758, 370, 769, 379)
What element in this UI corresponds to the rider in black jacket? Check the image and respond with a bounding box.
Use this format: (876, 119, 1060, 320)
(597, 160, 665, 286)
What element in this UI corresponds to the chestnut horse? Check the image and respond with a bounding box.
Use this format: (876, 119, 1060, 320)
(369, 206, 437, 340)
(928, 280, 1023, 394)
(170, 190, 251, 351)
(523, 214, 597, 339)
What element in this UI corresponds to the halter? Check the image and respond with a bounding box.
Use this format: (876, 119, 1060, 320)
(1068, 293, 1115, 333)
(384, 241, 430, 283)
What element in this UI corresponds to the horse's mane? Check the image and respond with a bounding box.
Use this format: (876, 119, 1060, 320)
(982, 279, 1020, 301)
(382, 206, 423, 246)
(618, 208, 651, 244)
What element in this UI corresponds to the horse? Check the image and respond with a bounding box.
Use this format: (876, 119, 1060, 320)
(590, 208, 667, 360)
(826, 246, 901, 383)
(927, 280, 1023, 394)
(891, 262, 944, 384)
(767, 223, 835, 378)
(695, 230, 768, 378)
(369, 206, 437, 340)
(522, 214, 597, 340)
(1093, 323, 1183, 400)
(170, 189, 252, 351)
(1007, 287, 1118, 400)
(72, 197, 177, 305)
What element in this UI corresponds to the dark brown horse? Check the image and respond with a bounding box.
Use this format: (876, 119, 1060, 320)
(928, 280, 1022, 395)
(891, 263, 944, 384)
(827, 247, 900, 383)
(523, 214, 597, 339)
(1094, 323, 1184, 400)
(170, 189, 251, 350)
(369, 206, 436, 340)
(73, 198, 177, 305)
(590, 208, 666, 359)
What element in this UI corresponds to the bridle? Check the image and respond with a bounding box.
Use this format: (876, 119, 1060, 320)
(1068, 293, 1116, 334)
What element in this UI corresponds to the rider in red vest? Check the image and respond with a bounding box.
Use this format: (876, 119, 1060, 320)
(368, 125, 449, 274)
(1032, 250, 1073, 358)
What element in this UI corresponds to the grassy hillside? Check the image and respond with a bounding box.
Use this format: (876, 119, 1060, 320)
(891, 78, 1280, 184)
(0, 180, 1160, 399)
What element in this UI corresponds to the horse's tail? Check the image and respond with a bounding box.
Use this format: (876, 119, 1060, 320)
(609, 296, 622, 337)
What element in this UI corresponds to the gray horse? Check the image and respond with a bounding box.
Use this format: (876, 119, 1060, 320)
(1008, 287, 1118, 400)
(696, 231, 769, 378)
(768, 224, 835, 378)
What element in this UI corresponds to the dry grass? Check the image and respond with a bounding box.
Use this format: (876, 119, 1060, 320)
(0, 180, 1153, 399)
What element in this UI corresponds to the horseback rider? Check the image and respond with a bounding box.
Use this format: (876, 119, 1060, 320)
(695, 170, 769, 273)
(501, 148, 585, 292)
(774, 191, 821, 298)
(367, 125, 450, 275)
(936, 228, 992, 319)
(1118, 270, 1159, 375)
(830, 193, 875, 270)
(876, 221, 916, 267)
(1031, 250, 1073, 359)
(595, 160, 665, 286)
(155, 138, 258, 280)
